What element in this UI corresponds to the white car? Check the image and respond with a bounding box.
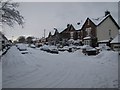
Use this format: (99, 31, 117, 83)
(17, 44, 27, 51)
(16, 44, 28, 54)
(30, 44, 36, 48)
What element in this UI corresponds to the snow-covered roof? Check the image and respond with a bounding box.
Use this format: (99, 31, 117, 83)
(83, 36, 91, 40)
(74, 18, 88, 30)
(75, 14, 110, 30)
(95, 47, 101, 50)
(68, 38, 74, 41)
(110, 34, 120, 43)
(98, 40, 110, 43)
(74, 39, 82, 43)
(90, 14, 110, 26)
(74, 13, 119, 31)
(87, 48, 96, 51)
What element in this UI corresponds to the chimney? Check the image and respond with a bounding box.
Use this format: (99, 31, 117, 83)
(67, 24, 70, 27)
(105, 10, 110, 16)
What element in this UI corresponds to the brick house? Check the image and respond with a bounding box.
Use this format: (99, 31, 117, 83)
(47, 29, 61, 45)
(79, 11, 119, 47)
(79, 18, 97, 47)
(60, 24, 80, 46)
(46, 11, 119, 47)
(60, 24, 78, 41)
(47, 24, 79, 46)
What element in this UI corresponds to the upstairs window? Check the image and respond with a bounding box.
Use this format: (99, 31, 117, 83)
(85, 27, 91, 37)
(88, 19, 90, 25)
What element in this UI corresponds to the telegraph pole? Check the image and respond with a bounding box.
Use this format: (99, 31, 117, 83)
(44, 29, 46, 38)
(43, 29, 46, 44)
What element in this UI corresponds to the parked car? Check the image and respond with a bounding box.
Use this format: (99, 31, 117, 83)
(16, 44, 28, 54)
(86, 48, 98, 55)
(49, 46, 59, 54)
(17, 44, 27, 51)
(30, 44, 36, 48)
(40, 45, 50, 52)
(62, 46, 69, 51)
(68, 48, 73, 52)
(35, 43, 43, 47)
(21, 50, 28, 54)
(58, 47, 66, 51)
(40, 45, 59, 54)
(50, 49, 59, 54)
(81, 45, 99, 55)
(81, 45, 93, 55)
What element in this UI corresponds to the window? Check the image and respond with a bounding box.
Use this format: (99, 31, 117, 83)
(88, 19, 90, 25)
(85, 27, 91, 37)
(70, 32, 74, 39)
(84, 40, 90, 45)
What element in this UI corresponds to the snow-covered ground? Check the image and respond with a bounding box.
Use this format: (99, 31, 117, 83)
(2, 45, 118, 88)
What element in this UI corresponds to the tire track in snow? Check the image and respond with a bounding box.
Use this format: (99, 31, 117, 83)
(2, 46, 118, 88)
(12, 48, 66, 88)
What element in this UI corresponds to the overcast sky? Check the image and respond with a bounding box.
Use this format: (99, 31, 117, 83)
(3, 2, 119, 40)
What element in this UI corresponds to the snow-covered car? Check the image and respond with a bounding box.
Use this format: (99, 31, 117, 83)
(86, 48, 98, 55)
(81, 45, 93, 55)
(68, 45, 80, 52)
(17, 44, 27, 51)
(58, 48, 66, 51)
(62, 46, 69, 51)
(35, 43, 43, 47)
(40, 45, 59, 54)
(50, 49, 59, 54)
(16, 44, 28, 54)
(21, 50, 28, 54)
(30, 44, 36, 48)
(58, 46, 70, 52)
(81, 45, 93, 50)
(58, 46, 79, 52)
(99, 44, 111, 51)
(40, 45, 50, 52)
(49, 46, 59, 54)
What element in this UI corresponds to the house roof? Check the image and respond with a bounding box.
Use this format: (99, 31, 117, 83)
(48, 32, 52, 37)
(61, 24, 76, 34)
(74, 18, 88, 30)
(83, 36, 91, 40)
(98, 39, 110, 43)
(90, 14, 110, 26)
(76, 14, 120, 30)
(53, 29, 59, 36)
(97, 14, 120, 29)
(110, 34, 120, 44)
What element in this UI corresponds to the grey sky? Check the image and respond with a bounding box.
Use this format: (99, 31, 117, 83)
(3, 2, 118, 40)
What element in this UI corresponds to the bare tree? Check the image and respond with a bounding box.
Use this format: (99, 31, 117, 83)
(0, 0, 24, 27)
(17, 36, 25, 43)
(26, 36, 33, 44)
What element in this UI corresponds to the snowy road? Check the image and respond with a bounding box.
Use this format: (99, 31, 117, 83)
(2, 46, 118, 88)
